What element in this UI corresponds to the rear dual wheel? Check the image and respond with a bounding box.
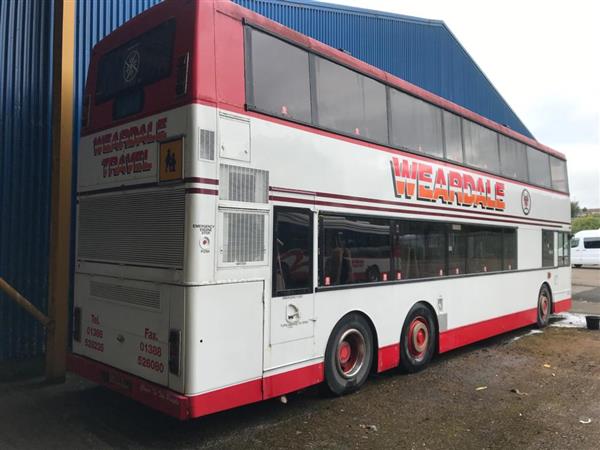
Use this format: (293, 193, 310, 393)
(399, 304, 436, 373)
(537, 284, 552, 328)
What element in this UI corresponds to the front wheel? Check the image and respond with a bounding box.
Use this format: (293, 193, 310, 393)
(323, 313, 374, 396)
(537, 284, 552, 328)
(399, 303, 436, 373)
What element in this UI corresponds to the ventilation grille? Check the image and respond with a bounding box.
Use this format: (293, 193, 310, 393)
(220, 164, 268, 203)
(90, 281, 161, 310)
(222, 211, 266, 263)
(78, 189, 185, 268)
(199, 129, 215, 160)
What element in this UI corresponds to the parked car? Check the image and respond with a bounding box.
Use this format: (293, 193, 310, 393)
(571, 229, 600, 267)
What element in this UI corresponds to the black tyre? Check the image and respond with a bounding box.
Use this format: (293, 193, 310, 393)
(323, 313, 374, 396)
(399, 303, 436, 373)
(573, 264, 582, 268)
(537, 284, 552, 328)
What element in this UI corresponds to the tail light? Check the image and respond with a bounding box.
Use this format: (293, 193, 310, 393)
(73, 307, 82, 342)
(169, 329, 181, 375)
(175, 53, 189, 96)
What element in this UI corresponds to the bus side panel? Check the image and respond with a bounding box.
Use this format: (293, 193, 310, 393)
(184, 281, 264, 396)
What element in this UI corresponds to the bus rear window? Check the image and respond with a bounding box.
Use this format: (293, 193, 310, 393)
(95, 19, 175, 104)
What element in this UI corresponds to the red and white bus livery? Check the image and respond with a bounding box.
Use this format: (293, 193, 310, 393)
(69, 0, 571, 420)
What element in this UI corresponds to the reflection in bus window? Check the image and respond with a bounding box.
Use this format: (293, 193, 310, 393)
(321, 215, 391, 285)
(273, 207, 313, 297)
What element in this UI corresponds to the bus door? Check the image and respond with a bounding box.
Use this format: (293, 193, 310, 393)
(270, 206, 316, 345)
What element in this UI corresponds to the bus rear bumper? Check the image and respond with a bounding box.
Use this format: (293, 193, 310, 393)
(67, 353, 190, 420)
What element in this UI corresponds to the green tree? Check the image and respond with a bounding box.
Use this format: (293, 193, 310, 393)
(571, 201, 581, 218)
(572, 215, 600, 234)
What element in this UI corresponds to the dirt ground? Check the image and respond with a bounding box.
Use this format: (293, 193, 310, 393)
(1, 322, 599, 450)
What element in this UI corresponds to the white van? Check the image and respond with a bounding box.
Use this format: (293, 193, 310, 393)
(571, 229, 600, 267)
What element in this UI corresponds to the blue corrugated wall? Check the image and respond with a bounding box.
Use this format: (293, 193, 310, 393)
(233, 0, 533, 138)
(0, 0, 161, 363)
(0, 0, 54, 361)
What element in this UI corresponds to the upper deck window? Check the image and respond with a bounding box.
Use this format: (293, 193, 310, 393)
(314, 56, 388, 144)
(463, 120, 500, 173)
(550, 156, 569, 192)
(390, 89, 443, 158)
(499, 135, 528, 182)
(246, 29, 311, 123)
(95, 19, 175, 104)
(527, 146, 552, 188)
(443, 111, 464, 163)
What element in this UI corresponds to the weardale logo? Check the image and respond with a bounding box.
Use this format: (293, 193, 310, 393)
(390, 157, 506, 211)
(521, 189, 531, 215)
(122, 49, 140, 83)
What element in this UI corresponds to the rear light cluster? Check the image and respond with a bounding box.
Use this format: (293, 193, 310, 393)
(175, 53, 189, 96)
(168, 329, 181, 375)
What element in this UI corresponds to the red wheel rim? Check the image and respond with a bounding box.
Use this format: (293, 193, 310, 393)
(407, 316, 429, 361)
(336, 329, 366, 378)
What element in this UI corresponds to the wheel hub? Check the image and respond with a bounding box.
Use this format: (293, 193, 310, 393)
(336, 329, 366, 379)
(408, 317, 429, 360)
(540, 294, 549, 318)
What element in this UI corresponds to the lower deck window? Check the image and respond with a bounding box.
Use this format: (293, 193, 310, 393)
(541, 230, 555, 267)
(319, 213, 517, 287)
(320, 216, 391, 285)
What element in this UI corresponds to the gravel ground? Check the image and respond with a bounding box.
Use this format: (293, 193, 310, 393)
(1, 319, 599, 450)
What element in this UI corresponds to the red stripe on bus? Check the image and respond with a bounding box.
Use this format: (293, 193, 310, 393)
(189, 379, 263, 418)
(186, 188, 218, 195)
(67, 354, 190, 420)
(263, 363, 324, 399)
(377, 343, 400, 372)
(553, 298, 572, 313)
(439, 297, 572, 353)
(270, 186, 570, 226)
(184, 177, 219, 185)
(269, 195, 564, 229)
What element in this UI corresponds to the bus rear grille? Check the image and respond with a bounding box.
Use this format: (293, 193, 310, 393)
(90, 280, 161, 310)
(78, 188, 185, 268)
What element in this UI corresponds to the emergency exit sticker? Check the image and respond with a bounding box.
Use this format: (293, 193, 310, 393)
(159, 137, 183, 181)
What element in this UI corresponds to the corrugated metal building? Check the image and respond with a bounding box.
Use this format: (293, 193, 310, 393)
(1, 0, 532, 362)
(0, 0, 53, 361)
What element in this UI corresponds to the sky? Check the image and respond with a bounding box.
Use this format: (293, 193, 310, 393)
(325, 0, 600, 208)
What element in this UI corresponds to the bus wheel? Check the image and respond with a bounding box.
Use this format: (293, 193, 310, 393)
(324, 314, 373, 396)
(399, 304, 436, 373)
(537, 285, 552, 328)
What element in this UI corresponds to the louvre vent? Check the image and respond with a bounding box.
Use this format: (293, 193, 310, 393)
(199, 129, 215, 160)
(222, 211, 266, 263)
(90, 281, 161, 310)
(78, 189, 185, 268)
(220, 164, 268, 203)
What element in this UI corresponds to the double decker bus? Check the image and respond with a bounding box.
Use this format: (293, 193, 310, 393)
(69, 0, 571, 420)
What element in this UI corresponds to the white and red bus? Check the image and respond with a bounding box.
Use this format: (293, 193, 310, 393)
(69, 0, 571, 420)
